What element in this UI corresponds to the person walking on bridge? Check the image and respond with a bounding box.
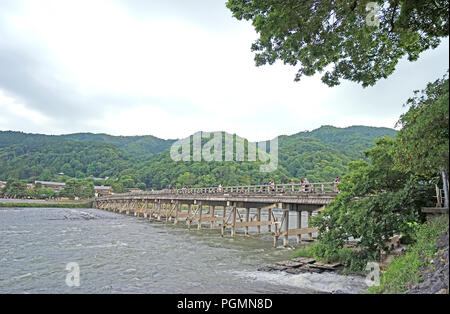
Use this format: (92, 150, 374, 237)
(304, 178, 310, 192)
(334, 177, 340, 192)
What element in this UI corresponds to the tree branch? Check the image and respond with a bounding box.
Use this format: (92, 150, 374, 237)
(390, 0, 400, 33)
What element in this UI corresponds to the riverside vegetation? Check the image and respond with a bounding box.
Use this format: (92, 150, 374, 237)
(291, 73, 449, 293)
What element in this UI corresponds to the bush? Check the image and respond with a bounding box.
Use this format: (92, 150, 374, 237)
(367, 216, 449, 293)
(292, 242, 368, 274)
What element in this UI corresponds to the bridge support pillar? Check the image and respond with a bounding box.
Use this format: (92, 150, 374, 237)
(268, 207, 272, 233)
(245, 208, 250, 236)
(231, 206, 237, 237)
(187, 204, 192, 229)
(297, 209, 302, 244)
(283, 205, 290, 247)
(210, 205, 215, 229)
(156, 202, 162, 221)
(174, 201, 180, 225)
(197, 201, 203, 230)
(221, 205, 228, 237)
(307, 211, 313, 240)
(125, 200, 130, 215)
(257, 208, 262, 234)
(166, 201, 174, 224)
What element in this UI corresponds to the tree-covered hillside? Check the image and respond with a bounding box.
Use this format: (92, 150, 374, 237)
(0, 126, 397, 189)
(285, 125, 398, 160)
(278, 126, 397, 182)
(0, 132, 136, 180)
(61, 133, 175, 158)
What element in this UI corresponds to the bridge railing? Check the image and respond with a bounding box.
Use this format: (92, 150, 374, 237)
(105, 182, 338, 198)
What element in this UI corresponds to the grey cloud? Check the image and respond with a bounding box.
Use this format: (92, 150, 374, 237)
(114, 0, 233, 31)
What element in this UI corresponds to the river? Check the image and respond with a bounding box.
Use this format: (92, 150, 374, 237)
(0, 207, 368, 294)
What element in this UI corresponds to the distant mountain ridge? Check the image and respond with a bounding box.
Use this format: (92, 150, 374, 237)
(60, 133, 176, 158)
(0, 126, 397, 188)
(285, 125, 398, 159)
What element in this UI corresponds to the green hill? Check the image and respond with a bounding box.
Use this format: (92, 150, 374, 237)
(277, 125, 398, 181)
(0, 131, 136, 181)
(0, 126, 397, 189)
(60, 133, 175, 158)
(296, 125, 398, 159)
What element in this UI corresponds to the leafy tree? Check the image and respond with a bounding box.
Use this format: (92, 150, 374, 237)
(111, 182, 127, 194)
(177, 172, 196, 187)
(60, 179, 94, 199)
(226, 0, 449, 87)
(136, 182, 147, 190)
(312, 138, 435, 265)
(395, 72, 449, 206)
(39, 169, 53, 181)
(119, 175, 135, 188)
(32, 187, 56, 199)
(4, 180, 29, 198)
(75, 170, 86, 179)
(60, 163, 74, 177)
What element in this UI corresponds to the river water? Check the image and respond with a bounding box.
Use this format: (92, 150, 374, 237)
(0, 207, 368, 294)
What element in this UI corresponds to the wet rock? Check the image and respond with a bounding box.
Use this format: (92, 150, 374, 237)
(258, 257, 342, 275)
(275, 261, 304, 268)
(292, 257, 315, 264)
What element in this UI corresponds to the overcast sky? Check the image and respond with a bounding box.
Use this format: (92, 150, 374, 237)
(0, 0, 448, 142)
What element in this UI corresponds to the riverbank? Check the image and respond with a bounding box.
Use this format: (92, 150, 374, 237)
(368, 216, 449, 294)
(0, 200, 93, 208)
(277, 215, 449, 294)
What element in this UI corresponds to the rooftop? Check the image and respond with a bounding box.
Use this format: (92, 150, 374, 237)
(94, 186, 112, 190)
(34, 181, 66, 186)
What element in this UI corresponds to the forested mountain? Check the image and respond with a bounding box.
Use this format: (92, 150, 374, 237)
(0, 126, 397, 190)
(0, 131, 136, 181)
(294, 125, 398, 159)
(60, 133, 175, 158)
(277, 125, 398, 182)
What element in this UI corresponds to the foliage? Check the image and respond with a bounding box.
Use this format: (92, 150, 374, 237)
(2, 180, 29, 198)
(367, 216, 449, 293)
(226, 0, 449, 87)
(278, 125, 396, 182)
(60, 133, 174, 158)
(60, 179, 94, 199)
(0, 126, 397, 191)
(0, 132, 136, 181)
(292, 242, 367, 275)
(307, 74, 448, 273)
(395, 72, 449, 177)
(311, 137, 436, 271)
(298, 125, 398, 160)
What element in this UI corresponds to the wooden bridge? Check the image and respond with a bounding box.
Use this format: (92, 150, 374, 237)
(94, 182, 339, 247)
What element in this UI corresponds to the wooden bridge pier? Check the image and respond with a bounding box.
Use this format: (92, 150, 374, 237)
(94, 182, 336, 247)
(95, 199, 323, 247)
